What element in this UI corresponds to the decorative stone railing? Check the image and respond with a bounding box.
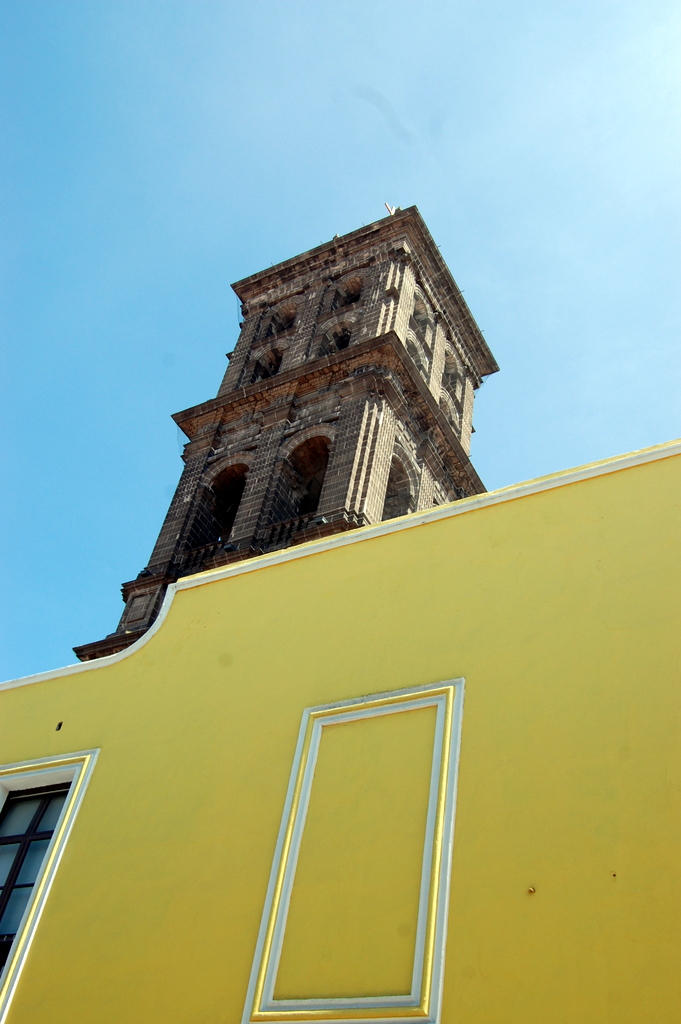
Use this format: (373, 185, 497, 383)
(260, 512, 321, 551)
(178, 540, 231, 576)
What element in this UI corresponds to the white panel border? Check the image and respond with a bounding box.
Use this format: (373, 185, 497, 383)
(242, 680, 465, 1024)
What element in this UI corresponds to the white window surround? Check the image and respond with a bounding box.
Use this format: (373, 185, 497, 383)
(0, 750, 99, 1024)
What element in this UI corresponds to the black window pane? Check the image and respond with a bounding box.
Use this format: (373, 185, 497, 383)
(0, 785, 69, 974)
(16, 840, 50, 885)
(0, 799, 42, 837)
(0, 937, 13, 972)
(0, 887, 32, 935)
(0, 845, 20, 887)
(37, 794, 67, 833)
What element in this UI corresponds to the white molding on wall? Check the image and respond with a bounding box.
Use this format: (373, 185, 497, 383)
(241, 680, 465, 1024)
(2, 438, 680, 693)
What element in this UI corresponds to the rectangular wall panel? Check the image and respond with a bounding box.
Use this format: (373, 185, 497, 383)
(275, 704, 437, 1000)
(242, 681, 464, 1024)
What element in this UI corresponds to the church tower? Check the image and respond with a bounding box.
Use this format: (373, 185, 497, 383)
(74, 207, 498, 661)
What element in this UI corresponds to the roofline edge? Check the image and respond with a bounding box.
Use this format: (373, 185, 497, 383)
(3, 436, 680, 692)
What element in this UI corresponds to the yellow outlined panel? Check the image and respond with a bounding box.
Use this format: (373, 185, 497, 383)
(275, 704, 437, 1000)
(243, 681, 464, 1024)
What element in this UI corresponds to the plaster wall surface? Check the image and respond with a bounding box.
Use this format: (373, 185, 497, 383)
(1, 441, 680, 1024)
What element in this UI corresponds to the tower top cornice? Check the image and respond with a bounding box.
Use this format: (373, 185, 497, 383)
(232, 206, 499, 381)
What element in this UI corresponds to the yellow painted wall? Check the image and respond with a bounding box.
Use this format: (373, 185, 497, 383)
(1, 444, 680, 1023)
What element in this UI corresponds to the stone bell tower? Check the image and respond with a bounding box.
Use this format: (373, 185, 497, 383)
(74, 207, 499, 661)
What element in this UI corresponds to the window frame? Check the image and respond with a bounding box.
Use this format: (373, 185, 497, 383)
(0, 751, 98, 1021)
(0, 782, 71, 967)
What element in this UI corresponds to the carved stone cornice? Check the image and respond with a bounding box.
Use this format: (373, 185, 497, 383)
(173, 333, 483, 494)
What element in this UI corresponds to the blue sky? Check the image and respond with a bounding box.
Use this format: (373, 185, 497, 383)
(2, 0, 680, 680)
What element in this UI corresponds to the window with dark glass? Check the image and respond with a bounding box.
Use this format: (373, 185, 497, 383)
(0, 786, 69, 972)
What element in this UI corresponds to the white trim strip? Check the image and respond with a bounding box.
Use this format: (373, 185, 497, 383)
(2, 438, 680, 692)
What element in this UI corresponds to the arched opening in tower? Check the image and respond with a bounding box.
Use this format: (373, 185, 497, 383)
(382, 457, 414, 521)
(272, 437, 330, 523)
(250, 348, 283, 385)
(317, 325, 352, 358)
(294, 438, 329, 515)
(212, 464, 249, 541)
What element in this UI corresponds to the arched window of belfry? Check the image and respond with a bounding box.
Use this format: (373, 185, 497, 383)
(442, 349, 462, 401)
(212, 464, 249, 541)
(381, 457, 414, 521)
(293, 439, 329, 515)
(330, 277, 362, 311)
(440, 348, 463, 429)
(406, 332, 429, 379)
(250, 348, 282, 384)
(318, 325, 352, 358)
(439, 390, 460, 431)
(406, 293, 432, 379)
(411, 293, 431, 348)
(262, 303, 296, 340)
(271, 437, 330, 524)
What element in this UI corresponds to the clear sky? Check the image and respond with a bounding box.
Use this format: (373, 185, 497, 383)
(2, 0, 680, 681)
